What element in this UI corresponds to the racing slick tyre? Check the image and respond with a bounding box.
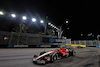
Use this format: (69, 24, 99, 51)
(69, 50, 76, 56)
(72, 51, 76, 56)
(51, 53, 58, 62)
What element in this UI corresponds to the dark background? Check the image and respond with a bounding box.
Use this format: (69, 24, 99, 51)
(0, 0, 100, 40)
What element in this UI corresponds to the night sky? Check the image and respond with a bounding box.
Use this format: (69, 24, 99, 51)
(0, 0, 100, 40)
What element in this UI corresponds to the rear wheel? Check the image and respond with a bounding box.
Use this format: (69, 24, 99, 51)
(69, 50, 76, 56)
(73, 51, 76, 56)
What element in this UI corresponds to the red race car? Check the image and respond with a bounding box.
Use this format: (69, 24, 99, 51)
(33, 47, 76, 64)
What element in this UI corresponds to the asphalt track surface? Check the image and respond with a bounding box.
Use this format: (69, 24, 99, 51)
(0, 47, 100, 67)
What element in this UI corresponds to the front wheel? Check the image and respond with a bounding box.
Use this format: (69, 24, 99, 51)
(51, 53, 58, 62)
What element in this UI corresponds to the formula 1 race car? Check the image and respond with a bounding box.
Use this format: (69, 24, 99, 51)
(32, 48, 76, 64)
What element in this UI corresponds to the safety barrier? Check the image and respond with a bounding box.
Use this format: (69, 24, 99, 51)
(66, 44, 86, 47)
(0, 44, 8, 48)
(0, 44, 61, 48)
(0, 44, 99, 48)
(69, 44, 99, 48)
(86, 45, 99, 48)
(14, 45, 28, 48)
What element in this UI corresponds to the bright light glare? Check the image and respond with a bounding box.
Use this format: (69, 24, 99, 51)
(50, 24, 53, 26)
(50, 24, 55, 28)
(66, 21, 68, 23)
(22, 16, 27, 20)
(67, 28, 69, 29)
(32, 18, 36, 22)
(81, 34, 83, 36)
(54, 26, 56, 28)
(40, 20, 44, 23)
(52, 25, 54, 27)
(48, 23, 51, 25)
(11, 14, 16, 18)
(0, 11, 4, 15)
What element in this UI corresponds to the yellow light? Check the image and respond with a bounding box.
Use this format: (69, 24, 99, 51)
(4, 37, 8, 40)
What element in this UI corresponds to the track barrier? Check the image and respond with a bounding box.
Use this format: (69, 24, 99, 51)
(0, 44, 99, 48)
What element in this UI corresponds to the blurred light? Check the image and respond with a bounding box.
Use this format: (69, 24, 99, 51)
(66, 21, 68, 23)
(50, 24, 53, 26)
(67, 28, 69, 29)
(48, 23, 51, 25)
(32, 18, 36, 22)
(52, 25, 55, 27)
(46, 16, 48, 18)
(0, 11, 4, 15)
(40, 20, 44, 23)
(22, 16, 27, 20)
(98, 35, 100, 36)
(11, 14, 16, 18)
(88, 33, 92, 36)
(4, 37, 8, 40)
(54, 26, 56, 28)
(81, 34, 83, 36)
